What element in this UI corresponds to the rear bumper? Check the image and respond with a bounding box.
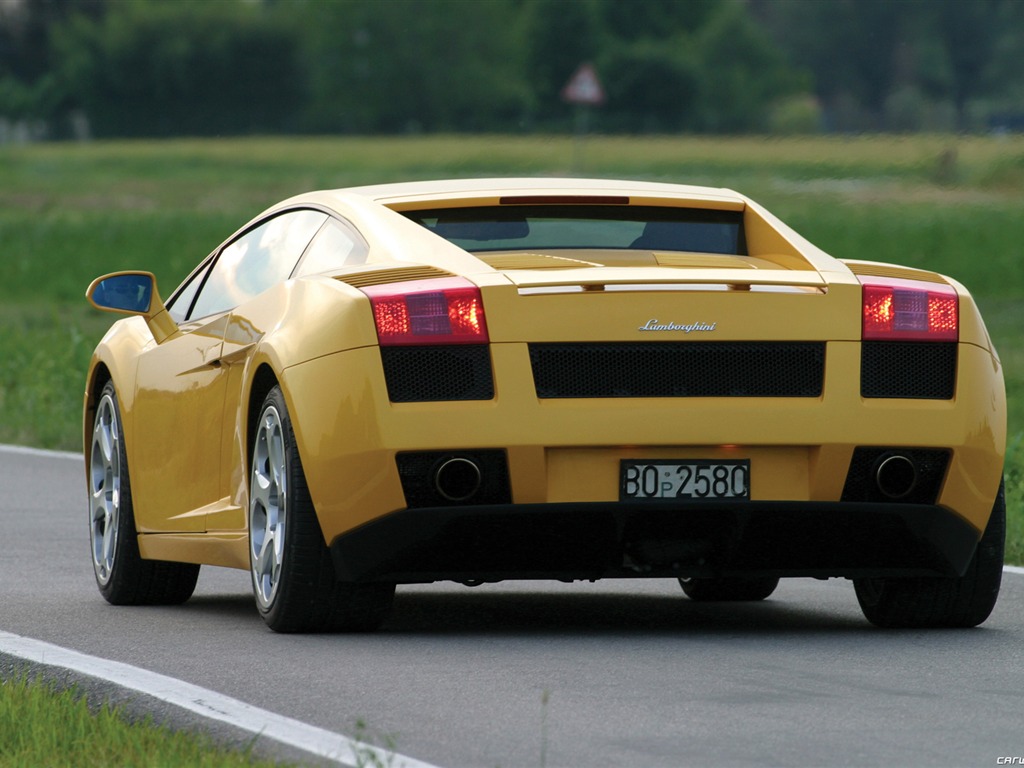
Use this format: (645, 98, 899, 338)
(286, 340, 1006, 548)
(329, 500, 980, 584)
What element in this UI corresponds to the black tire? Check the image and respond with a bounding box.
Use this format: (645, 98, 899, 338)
(854, 480, 1005, 628)
(679, 576, 780, 601)
(88, 381, 200, 605)
(248, 386, 395, 633)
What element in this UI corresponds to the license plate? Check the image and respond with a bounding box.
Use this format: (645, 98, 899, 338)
(620, 459, 750, 500)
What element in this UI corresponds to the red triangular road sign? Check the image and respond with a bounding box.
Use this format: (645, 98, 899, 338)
(561, 63, 605, 106)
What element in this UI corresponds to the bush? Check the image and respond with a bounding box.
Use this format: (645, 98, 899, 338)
(768, 94, 822, 134)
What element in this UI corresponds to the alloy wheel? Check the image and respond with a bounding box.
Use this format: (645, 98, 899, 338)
(89, 392, 121, 585)
(250, 405, 288, 609)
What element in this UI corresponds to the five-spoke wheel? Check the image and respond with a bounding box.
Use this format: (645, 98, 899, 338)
(250, 403, 287, 611)
(89, 387, 122, 587)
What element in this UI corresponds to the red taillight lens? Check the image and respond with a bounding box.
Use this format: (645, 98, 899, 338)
(861, 278, 958, 341)
(362, 277, 489, 346)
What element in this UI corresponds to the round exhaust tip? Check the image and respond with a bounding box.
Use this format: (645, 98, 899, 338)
(874, 454, 918, 499)
(434, 457, 482, 502)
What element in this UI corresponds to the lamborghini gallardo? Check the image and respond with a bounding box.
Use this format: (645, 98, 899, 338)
(84, 178, 1006, 632)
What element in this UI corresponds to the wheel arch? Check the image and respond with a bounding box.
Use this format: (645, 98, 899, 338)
(245, 363, 281, 481)
(83, 362, 113, 458)
(83, 316, 152, 469)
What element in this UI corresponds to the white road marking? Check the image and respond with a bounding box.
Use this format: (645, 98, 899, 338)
(0, 631, 441, 768)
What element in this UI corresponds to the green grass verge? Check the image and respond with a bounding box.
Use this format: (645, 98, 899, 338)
(1, 134, 1021, 562)
(0, 674, 294, 768)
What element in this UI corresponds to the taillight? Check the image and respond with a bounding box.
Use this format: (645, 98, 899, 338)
(861, 278, 958, 341)
(362, 277, 489, 346)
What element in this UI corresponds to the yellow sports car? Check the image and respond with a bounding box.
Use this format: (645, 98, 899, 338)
(84, 178, 1006, 632)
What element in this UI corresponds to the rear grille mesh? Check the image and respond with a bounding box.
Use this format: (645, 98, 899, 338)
(861, 341, 956, 399)
(381, 345, 493, 402)
(528, 342, 825, 399)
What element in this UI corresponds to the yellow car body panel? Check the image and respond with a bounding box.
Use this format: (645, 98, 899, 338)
(84, 177, 1006, 597)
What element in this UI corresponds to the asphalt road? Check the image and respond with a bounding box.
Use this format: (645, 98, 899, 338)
(3, 446, 1023, 767)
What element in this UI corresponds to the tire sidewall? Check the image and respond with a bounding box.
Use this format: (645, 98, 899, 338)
(855, 480, 1006, 628)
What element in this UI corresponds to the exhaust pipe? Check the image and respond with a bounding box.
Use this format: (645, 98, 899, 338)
(874, 453, 918, 499)
(434, 457, 482, 502)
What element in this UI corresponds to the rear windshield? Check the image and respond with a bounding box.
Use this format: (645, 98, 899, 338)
(403, 205, 746, 255)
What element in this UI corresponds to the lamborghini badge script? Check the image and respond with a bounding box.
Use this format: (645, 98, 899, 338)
(638, 319, 717, 333)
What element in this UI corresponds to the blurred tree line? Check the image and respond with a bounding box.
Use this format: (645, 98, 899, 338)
(1, 0, 1022, 139)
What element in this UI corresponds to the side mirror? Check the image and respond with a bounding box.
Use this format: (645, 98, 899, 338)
(87, 272, 154, 314)
(86, 271, 179, 343)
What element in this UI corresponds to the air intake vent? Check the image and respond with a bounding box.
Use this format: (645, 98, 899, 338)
(381, 345, 493, 402)
(861, 342, 956, 399)
(529, 342, 825, 399)
(336, 266, 454, 289)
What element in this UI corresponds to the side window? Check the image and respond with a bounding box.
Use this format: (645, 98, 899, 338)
(189, 209, 328, 320)
(166, 259, 212, 323)
(294, 217, 370, 277)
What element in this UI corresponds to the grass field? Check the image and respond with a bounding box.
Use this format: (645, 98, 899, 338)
(0, 673, 297, 768)
(1, 134, 1022, 566)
